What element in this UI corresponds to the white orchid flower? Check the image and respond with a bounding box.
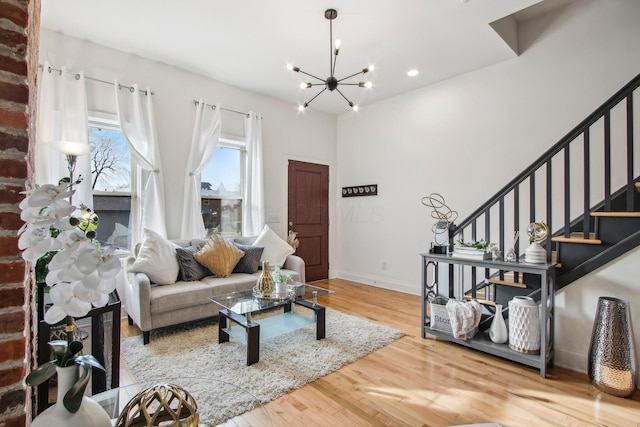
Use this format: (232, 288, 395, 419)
(18, 177, 122, 326)
(75, 244, 121, 279)
(44, 282, 92, 324)
(18, 226, 62, 262)
(24, 183, 74, 209)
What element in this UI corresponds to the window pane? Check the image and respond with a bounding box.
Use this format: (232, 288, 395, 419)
(201, 146, 243, 237)
(201, 198, 243, 237)
(201, 147, 241, 196)
(90, 127, 131, 192)
(89, 126, 132, 249)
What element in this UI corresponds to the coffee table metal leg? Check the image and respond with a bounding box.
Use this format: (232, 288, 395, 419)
(247, 323, 260, 365)
(316, 306, 326, 340)
(219, 311, 230, 344)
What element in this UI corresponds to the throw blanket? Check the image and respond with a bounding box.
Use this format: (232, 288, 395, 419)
(446, 299, 482, 339)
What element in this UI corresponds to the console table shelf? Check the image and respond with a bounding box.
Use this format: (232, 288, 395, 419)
(420, 252, 556, 378)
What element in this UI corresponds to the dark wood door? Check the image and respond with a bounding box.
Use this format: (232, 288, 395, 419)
(288, 160, 329, 282)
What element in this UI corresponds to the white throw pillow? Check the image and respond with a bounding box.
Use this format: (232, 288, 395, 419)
(128, 228, 179, 285)
(253, 225, 294, 268)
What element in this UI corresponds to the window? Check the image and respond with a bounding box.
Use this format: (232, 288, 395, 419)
(201, 138, 245, 237)
(88, 116, 132, 249)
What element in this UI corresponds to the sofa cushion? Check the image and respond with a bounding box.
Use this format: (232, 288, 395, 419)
(193, 233, 245, 278)
(176, 245, 213, 281)
(232, 244, 264, 274)
(253, 225, 294, 268)
(128, 228, 179, 285)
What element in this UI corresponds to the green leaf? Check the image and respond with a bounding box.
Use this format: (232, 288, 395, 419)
(63, 365, 92, 413)
(24, 361, 57, 386)
(75, 354, 105, 372)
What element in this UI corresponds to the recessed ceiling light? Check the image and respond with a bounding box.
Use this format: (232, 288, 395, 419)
(407, 69, 420, 77)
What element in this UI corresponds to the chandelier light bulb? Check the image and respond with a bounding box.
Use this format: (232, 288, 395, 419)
(359, 82, 373, 88)
(286, 64, 293, 70)
(352, 104, 359, 111)
(368, 65, 375, 72)
(298, 105, 305, 112)
(407, 69, 420, 77)
(300, 82, 312, 89)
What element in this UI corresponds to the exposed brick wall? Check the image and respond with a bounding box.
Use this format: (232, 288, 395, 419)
(0, 0, 40, 426)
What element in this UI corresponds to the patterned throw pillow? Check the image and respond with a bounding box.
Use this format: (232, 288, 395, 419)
(232, 244, 265, 274)
(193, 233, 245, 278)
(175, 245, 213, 281)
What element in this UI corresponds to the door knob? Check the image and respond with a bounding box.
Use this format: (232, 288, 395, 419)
(289, 222, 293, 226)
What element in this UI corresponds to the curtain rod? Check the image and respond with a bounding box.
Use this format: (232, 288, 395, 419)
(193, 100, 249, 118)
(39, 64, 155, 96)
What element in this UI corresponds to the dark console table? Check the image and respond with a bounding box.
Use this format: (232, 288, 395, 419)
(36, 283, 121, 414)
(420, 252, 556, 378)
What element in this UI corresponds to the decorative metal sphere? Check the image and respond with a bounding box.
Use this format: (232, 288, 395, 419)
(526, 221, 549, 243)
(115, 383, 199, 427)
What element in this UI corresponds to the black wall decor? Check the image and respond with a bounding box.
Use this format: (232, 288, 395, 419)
(342, 184, 377, 197)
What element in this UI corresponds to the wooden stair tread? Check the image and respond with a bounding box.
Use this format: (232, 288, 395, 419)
(463, 295, 496, 306)
(488, 279, 527, 288)
(551, 236, 602, 244)
(591, 211, 640, 217)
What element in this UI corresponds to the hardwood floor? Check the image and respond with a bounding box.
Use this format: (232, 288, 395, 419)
(119, 279, 640, 426)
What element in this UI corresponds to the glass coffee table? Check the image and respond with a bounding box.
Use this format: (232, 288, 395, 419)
(209, 283, 334, 365)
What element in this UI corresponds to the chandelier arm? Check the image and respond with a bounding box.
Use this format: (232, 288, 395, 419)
(337, 70, 366, 83)
(335, 88, 353, 106)
(304, 88, 327, 107)
(297, 69, 326, 82)
(339, 83, 363, 86)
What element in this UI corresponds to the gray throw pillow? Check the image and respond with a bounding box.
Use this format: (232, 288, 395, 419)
(175, 245, 213, 281)
(232, 244, 265, 273)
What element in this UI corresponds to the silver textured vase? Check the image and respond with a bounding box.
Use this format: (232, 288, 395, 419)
(588, 296, 637, 397)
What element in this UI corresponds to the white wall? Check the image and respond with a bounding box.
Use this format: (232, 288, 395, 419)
(38, 29, 337, 243)
(335, 0, 640, 374)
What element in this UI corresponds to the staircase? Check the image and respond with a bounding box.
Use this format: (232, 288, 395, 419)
(448, 72, 640, 324)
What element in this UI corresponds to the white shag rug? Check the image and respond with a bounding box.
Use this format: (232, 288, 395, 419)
(121, 307, 403, 425)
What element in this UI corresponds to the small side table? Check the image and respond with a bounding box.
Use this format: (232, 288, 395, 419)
(36, 285, 121, 414)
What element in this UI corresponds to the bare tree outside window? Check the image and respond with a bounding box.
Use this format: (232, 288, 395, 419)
(90, 127, 131, 192)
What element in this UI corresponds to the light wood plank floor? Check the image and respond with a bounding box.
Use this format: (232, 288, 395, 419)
(120, 279, 640, 427)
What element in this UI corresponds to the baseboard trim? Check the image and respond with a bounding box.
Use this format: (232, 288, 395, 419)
(553, 348, 587, 374)
(331, 269, 420, 296)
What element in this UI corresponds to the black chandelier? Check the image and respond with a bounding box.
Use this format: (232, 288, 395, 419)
(287, 8, 373, 112)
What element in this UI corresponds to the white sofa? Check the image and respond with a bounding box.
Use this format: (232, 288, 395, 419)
(118, 235, 305, 344)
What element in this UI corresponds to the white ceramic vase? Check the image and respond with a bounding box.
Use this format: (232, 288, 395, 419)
(488, 304, 508, 344)
(31, 365, 112, 427)
(524, 242, 546, 263)
(508, 296, 541, 354)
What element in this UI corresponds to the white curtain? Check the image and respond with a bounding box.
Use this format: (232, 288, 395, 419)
(180, 100, 222, 239)
(36, 61, 93, 209)
(115, 82, 167, 247)
(242, 111, 265, 236)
